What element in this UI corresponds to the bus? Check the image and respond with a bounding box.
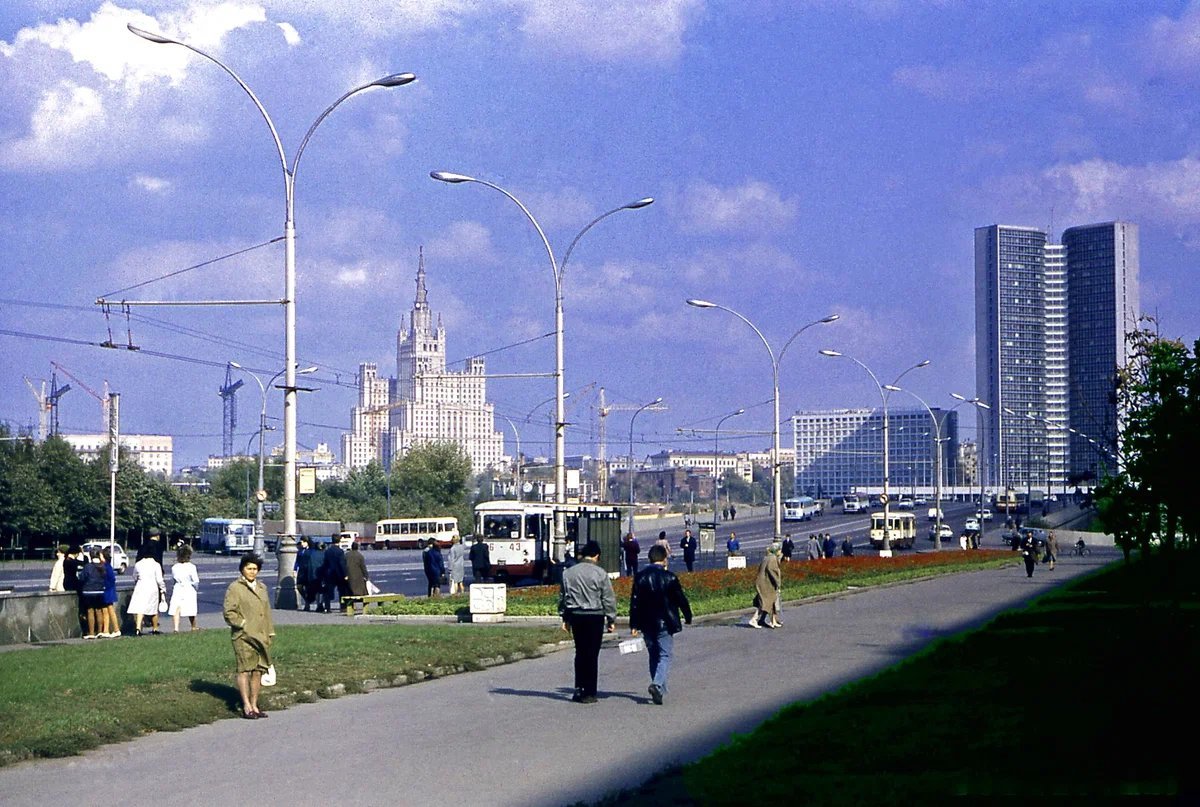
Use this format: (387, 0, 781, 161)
(374, 517, 459, 550)
(783, 496, 822, 521)
(200, 518, 256, 554)
(474, 501, 624, 582)
(868, 511, 917, 550)
(995, 489, 1019, 515)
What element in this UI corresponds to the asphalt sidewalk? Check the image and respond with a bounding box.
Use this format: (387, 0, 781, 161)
(0, 547, 1116, 807)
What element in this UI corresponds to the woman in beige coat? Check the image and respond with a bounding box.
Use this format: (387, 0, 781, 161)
(749, 544, 782, 629)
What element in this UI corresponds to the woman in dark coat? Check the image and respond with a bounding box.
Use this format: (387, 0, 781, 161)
(422, 539, 445, 598)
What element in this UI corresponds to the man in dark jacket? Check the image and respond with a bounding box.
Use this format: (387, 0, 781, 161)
(422, 540, 445, 597)
(304, 540, 325, 611)
(320, 538, 349, 612)
(468, 536, 491, 583)
(629, 544, 693, 705)
(679, 528, 698, 572)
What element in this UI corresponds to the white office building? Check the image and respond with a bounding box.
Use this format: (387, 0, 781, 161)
(61, 433, 174, 476)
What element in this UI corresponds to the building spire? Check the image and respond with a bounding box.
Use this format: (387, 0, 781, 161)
(415, 245, 428, 309)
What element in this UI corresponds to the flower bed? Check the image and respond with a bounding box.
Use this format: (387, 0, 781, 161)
(372, 551, 1014, 618)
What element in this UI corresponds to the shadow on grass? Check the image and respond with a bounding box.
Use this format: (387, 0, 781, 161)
(189, 679, 241, 714)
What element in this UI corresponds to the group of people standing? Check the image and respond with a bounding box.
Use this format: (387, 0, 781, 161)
(421, 535, 492, 597)
(49, 530, 200, 638)
(295, 537, 371, 612)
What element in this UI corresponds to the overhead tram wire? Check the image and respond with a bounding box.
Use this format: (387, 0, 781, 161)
(96, 236, 284, 300)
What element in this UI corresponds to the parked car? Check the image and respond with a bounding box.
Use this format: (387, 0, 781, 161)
(928, 523, 953, 541)
(896, 498, 914, 510)
(964, 518, 981, 533)
(914, 496, 928, 506)
(978, 508, 994, 521)
(81, 541, 130, 574)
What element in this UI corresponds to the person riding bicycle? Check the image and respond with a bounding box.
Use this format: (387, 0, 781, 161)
(1075, 537, 1087, 554)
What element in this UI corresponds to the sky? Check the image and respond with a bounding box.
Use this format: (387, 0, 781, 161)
(2, 0, 1199, 471)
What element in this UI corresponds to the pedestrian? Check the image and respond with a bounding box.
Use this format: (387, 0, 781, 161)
(730, 504, 737, 521)
(169, 544, 200, 632)
(1021, 531, 1040, 578)
(679, 528, 698, 572)
(63, 543, 86, 634)
(49, 545, 67, 592)
(303, 539, 325, 611)
(346, 541, 370, 599)
(223, 553, 275, 720)
(629, 544, 693, 705)
(841, 536, 854, 557)
(446, 535, 466, 595)
(423, 538, 445, 598)
(780, 534, 795, 562)
(145, 528, 165, 569)
(722, 505, 729, 522)
(469, 535, 491, 584)
(1045, 530, 1059, 571)
(558, 541, 616, 704)
(321, 536, 350, 611)
(294, 537, 311, 609)
(806, 534, 822, 560)
(127, 544, 166, 636)
(726, 531, 740, 556)
(622, 532, 641, 577)
(99, 549, 120, 637)
(822, 533, 837, 559)
(78, 553, 108, 639)
(749, 543, 782, 629)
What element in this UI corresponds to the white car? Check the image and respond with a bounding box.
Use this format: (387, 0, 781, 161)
(896, 499, 914, 510)
(81, 541, 130, 574)
(978, 509, 994, 521)
(928, 523, 953, 541)
(914, 496, 928, 506)
(964, 518, 981, 533)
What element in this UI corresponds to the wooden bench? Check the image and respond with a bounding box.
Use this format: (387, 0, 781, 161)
(340, 593, 407, 614)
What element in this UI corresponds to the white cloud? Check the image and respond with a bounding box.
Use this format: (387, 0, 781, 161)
(0, 81, 106, 171)
(680, 242, 802, 285)
(1043, 156, 1200, 232)
(1141, 2, 1200, 80)
(674, 179, 798, 236)
(892, 63, 996, 101)
(423, 220, 499, 265)
(131, 173, 171, 193)
(276, 21, 301, 46)
(514, 0, 704, 63)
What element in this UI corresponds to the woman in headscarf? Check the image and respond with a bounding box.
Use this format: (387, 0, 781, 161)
(749, 543, 782, 629)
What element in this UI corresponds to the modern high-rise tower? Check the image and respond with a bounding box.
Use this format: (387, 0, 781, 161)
(1061, 221, 1140, 481)
(974, 224, 1049, 490)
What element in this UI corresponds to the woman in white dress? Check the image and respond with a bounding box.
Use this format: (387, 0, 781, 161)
(169, 544, 200, 632)
(127, 544, 166, 635)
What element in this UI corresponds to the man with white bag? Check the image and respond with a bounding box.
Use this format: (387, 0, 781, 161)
(629, 544, 693, 706)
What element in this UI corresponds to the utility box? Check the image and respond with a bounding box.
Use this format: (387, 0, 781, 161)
(470, 583, 507, 623)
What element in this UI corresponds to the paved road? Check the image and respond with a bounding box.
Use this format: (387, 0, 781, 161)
(0, 544, 1116, 807)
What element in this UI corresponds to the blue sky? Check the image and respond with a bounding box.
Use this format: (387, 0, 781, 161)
(2, 0, 1198, 470)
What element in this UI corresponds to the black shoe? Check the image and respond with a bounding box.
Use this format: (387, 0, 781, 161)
(579, 695, 598, 704)
(648, 684, 663, 705)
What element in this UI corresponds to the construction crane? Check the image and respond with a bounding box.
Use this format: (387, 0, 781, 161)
(220, 364, 244, 457)
(23, 372, 70, 440)
(50, 361, 111, 432)
(596, 387, 668, 500)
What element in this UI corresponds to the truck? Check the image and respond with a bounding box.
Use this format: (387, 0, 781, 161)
(842, 495, 866, 514)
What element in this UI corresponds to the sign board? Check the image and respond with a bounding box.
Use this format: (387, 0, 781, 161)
(107, 392, 120, 473)
(727, 555, 747, 569)
(698, 521, 716, 554)
(297, 467, 316, 495)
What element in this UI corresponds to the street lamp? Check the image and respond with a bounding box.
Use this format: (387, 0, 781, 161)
(627, 397, 663, 535)
(952, 393, 992, 529)
(712, 408, 745, 529)
(820, 350, 928, 556)
(130, 24, 415, 607)
(229, 362, 316, 555)
(687, 300, 837, 539)
(431, 171, 652, 561)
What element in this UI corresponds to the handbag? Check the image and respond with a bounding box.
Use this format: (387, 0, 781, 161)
(366, 579, 381, 595)
(158, 590, 168, 613)
(261, 665, 277, 686)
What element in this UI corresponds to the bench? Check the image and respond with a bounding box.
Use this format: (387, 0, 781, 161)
(340, 593, 407, 614)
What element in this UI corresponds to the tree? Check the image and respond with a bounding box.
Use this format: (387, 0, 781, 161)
(391, 443, 474, 531)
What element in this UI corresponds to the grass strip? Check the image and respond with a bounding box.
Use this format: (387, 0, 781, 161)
(607, 550, 1200, 803)
(0, 623, 560, 767)
(374, 551, 1016, 618)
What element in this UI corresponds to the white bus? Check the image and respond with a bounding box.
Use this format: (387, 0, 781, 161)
(782, 496, 822, 521)
(474, 501, 625, 582)
(199, 518, 256, 554)
(374, 517, 459, 550)
(868, 512, 917, 550)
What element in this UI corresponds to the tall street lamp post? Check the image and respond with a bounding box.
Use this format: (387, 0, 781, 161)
(129, 25, 415, 607)
(230, 362, 316, 555)
(627, 397, 663, 535)
(820, 351, 929, 556)
(952, 393, 992, 529)
(431, 171, 652, 560)
(712, 408, 745, 529)
(687, 300, 837, 539)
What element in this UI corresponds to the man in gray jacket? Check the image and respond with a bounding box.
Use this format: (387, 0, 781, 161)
(559, 541, 617, 704)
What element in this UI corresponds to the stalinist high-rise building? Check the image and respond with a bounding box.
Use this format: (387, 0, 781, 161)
(341, 249, 505, 476)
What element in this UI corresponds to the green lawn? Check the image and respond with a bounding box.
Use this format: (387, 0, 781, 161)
(606, 549, 1200, 803)
(0, 623, 560, 767)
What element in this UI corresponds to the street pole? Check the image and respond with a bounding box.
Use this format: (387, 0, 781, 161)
(628, 397, 663, 536)
(687, 301, 837, 540)
(713, 408, 744, 532)
(431, 172, 652, 560)
(821, 351, 928, 556)
(130, 24, 415, 608)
